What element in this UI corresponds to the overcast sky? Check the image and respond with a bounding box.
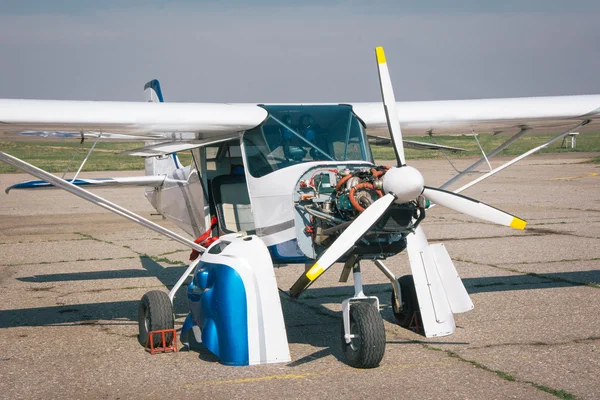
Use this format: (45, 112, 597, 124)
(1, 1, 599, 103)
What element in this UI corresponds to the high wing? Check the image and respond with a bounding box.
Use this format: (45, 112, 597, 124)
(2, 96, 599, 143)
(353, 95, 600, 136)
(0, 99, 268, 140)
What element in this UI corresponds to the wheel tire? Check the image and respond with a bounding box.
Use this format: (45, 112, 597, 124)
(391, 275, 422, 328)
(341, 302, 386, 368)
(138, 290, 174, 347)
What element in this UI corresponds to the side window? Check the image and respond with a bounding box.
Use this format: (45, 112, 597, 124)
(243, 127, 277, 177)
(205, 140, 244, 180)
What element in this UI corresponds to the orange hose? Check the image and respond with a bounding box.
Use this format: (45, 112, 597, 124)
(349, 183, 383, 212)
(335, 174, 353, 191)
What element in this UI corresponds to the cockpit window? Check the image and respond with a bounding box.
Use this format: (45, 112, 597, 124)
(243, 105, 372, 178)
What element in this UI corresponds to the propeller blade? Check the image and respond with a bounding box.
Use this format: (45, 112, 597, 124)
(376, 46, 406, 166)
(289, 193, 396, 297)
(422, 186, 526, 229)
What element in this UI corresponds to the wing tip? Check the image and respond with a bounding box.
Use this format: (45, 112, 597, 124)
(510, 217, 527, 230)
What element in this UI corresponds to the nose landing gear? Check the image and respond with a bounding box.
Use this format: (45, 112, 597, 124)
(340, 259, 386, 368)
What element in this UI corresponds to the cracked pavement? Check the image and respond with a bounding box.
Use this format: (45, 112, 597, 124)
(0, 153, 599, 399)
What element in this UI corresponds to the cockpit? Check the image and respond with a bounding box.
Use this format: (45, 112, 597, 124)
(243, 105, 373, 177)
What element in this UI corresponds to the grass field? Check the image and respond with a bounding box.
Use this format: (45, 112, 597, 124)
(1, 132, 600, 173)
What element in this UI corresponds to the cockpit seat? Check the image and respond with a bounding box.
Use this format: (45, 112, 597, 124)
(211, 175, 255, 234)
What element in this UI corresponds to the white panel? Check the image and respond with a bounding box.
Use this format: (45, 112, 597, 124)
(429, 243, 474, 314)
(200, 234, 290, 365)
(407, 227, 455, 338)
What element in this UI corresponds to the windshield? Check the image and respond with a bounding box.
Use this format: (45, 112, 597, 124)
(243, 105, 372, 177)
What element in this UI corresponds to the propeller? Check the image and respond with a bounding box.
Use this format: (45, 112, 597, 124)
(289, 47, 526, 297)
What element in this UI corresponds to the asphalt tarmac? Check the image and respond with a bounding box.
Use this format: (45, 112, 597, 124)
(0, 154, 599, 399)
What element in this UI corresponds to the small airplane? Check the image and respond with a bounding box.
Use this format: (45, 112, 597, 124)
(1, 47, 599, 368)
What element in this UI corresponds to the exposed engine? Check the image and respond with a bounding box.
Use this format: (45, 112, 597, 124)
(294, 165, 426, 259)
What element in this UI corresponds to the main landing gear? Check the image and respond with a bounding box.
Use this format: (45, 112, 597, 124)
(339, 258, 421, 368)
(137, 290, 175, 347)
(391, 275, 422, 330)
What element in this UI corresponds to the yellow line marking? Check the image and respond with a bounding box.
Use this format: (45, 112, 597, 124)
(197, 372, 317, 386)
(551, 172, 598, 181)
(306, 262, 324, 281)
(192, 360, 453, 387)
(376, 46, 386, 64)
(510, 217, 527, 230)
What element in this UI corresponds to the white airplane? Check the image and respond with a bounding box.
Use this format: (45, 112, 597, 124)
(1, 47, 599, 368)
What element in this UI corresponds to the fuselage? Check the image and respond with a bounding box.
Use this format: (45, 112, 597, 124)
(147, 104, 415, 265)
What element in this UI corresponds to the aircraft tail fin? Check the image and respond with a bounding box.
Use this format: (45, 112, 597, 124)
(144, 79, 164, 103)
(142, 79, 179, 176)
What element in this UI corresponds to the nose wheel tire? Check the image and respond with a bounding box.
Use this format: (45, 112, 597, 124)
(341, 302, 386, 368)
(138, 290, 175, 347)
(391, 275, 422, 329)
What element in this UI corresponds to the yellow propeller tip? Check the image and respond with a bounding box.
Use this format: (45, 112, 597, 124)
(376, 46, 386, 64)
(510, 217, 527, 230)
(306, 262, 324, 281)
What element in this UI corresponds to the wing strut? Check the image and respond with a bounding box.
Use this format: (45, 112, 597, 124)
(471, 128, 492, 171)
(71, 132, 102, 181)
(453, 121, 589, 194)
(440, 127, 530, 189)
(0, 151, 205, 254)
(427, 131, 461, 173)
(62, 134, 85, 179)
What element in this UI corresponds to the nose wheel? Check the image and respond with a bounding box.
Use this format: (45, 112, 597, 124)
(340, 259, 386, 368)
(341, 302, 386, 368)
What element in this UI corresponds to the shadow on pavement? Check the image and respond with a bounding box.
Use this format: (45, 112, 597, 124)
(5, 258, 598, 364)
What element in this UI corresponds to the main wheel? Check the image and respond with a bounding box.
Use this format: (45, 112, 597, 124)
(138, 290, 175, 347)
(391, 275, 422, 328)
(341, 302, 386, 368)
